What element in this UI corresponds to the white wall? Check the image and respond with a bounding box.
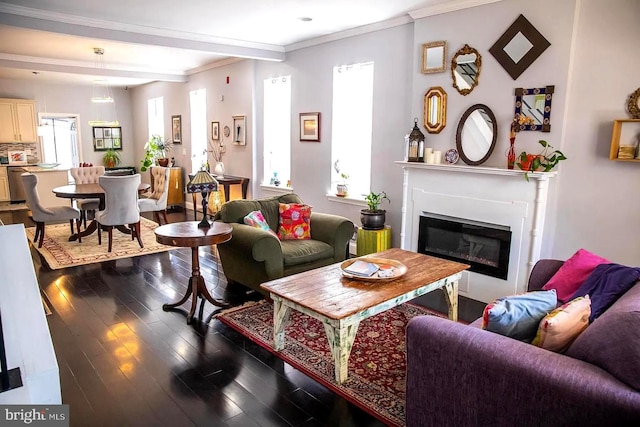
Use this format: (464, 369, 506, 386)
(0, 79, 133, 167)
(551, 0, 640, 264)
(254, 24, 414, 237)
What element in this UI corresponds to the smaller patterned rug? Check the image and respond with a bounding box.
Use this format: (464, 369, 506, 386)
(218, 300, 447, 426)
(25, 217, 175, 270)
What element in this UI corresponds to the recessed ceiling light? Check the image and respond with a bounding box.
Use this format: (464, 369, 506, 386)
(298, 17, 312, 22)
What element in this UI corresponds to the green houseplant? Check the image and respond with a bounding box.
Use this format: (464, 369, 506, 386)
(140, 135, 172, 172)
(102, 149, 121, 169)
(361, 191, 390, 230)
(517, 140, 567, 181)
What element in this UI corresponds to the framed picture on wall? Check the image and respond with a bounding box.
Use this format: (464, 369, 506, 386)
(232, 115, 246, 145)
(299, 112, 320, 141)
(211, 121, 220, 141)
(172, 115, 182, 144)
(92, 126, 122, 151)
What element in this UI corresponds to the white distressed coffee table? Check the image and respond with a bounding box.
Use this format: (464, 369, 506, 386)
(260, 248, 469, 384)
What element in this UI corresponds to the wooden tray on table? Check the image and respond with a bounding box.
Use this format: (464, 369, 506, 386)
(340, 257, 408, 282)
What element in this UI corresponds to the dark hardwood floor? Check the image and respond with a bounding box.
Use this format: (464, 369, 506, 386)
(30, 208, 484, 426)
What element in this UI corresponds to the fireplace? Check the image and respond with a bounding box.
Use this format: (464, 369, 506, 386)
(417, 213, 512, 280)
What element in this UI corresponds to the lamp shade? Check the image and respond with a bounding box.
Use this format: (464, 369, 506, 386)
(187, 171, 218, 193)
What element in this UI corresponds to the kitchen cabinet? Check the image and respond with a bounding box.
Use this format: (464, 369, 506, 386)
(0, 166, 8, 202)
(0, 98, 38, 143)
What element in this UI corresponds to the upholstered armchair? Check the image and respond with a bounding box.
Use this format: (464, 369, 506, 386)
(70, 166, 105, 228)
(138, 166, 170, 224)
(21, 173, 81, 248)
(214, 194, 355, 294)
(95, 174, 143, 252)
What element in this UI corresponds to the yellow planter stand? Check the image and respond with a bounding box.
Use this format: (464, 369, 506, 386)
(356, 226, 392, 256)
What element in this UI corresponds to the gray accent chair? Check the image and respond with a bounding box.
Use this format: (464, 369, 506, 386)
(21, 172, 81, 248)
(95, 174, 143, 252)
(138, 166, 170, 225)
(70, 166, 105, 228)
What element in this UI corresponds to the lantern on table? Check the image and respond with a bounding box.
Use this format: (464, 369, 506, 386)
(407, 118, 425, 162)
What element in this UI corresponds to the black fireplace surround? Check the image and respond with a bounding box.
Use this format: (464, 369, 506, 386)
(417, 213, 512, 280)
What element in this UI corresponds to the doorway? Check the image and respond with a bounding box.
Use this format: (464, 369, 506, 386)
(39, 114, 82, 169)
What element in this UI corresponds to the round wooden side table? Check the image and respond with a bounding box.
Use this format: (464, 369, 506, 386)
(154, 221, 232, 324)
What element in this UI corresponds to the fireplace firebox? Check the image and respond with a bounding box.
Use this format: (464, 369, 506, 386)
(417, 213, 512, 280)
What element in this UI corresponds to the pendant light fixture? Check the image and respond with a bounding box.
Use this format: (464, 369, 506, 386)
(89, 47, 119, 126)
(32, 71, 51, 137)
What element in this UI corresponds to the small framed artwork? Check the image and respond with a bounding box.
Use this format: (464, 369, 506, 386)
(172, 115, 182, 144)
(92, 126, 122, 151)
(211, 121, 220, 141)
(299, 112, 320, 141)
(232, 115, 246, 145)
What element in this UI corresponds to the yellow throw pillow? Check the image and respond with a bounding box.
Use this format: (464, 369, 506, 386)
(532, 295, 591, 353)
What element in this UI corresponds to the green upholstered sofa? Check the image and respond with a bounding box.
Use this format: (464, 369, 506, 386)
(213, 194, 354, 294)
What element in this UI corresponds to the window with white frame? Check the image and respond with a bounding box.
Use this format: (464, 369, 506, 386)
(331, 62, 374, 197)
(190, 88, 207, 173)
(263, 76, 291, 185)
(147, 96, 164, 140)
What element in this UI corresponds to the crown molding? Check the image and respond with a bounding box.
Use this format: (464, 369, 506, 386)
(286, 15, 413, 52)
(409, 0, 505, 19)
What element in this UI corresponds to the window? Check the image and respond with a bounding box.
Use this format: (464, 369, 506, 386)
(189, 88, 207, 172)
(331, 62, 374, 197)
(263, 76, 291, 185)
(147, 96, 164, 140)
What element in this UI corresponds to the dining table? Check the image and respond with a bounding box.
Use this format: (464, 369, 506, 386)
(52, 182, 150, 241)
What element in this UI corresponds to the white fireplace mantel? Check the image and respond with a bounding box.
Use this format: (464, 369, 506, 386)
(396, 161, 557, 302)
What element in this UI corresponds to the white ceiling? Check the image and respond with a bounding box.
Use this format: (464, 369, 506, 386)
(0, 0, 500, 87)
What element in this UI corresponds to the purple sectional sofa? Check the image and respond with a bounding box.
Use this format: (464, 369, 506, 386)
(406, 259, 640, 426)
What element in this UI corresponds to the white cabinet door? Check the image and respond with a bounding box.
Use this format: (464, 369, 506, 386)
(0, 167, 8, 202)
(15, 101, 37, 142)
(0, 101, 17, 142)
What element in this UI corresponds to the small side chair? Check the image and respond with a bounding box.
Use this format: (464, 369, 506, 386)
(138, 166, 170, 225)
(70, 166, 105, 228)
(21, 173, 81, 248)
(95, 174, 143, 252)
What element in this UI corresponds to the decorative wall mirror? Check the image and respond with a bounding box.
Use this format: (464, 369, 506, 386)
(424, 86, 447, 133)
(627, 87, 640, 119)
(456, 104, 497, 166)
(514, 85, 554, 132)
(489, 14, 551, 80)
(421, 41, 447, 74)
(451, 44, 481, 96)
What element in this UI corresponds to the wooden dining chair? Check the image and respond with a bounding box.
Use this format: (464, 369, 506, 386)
(21, 173, 82, 248)
(70, 166, 105, 228)
(95, 174, 143, 252)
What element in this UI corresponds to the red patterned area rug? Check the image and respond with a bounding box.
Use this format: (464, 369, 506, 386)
(218, 300, 448, 426)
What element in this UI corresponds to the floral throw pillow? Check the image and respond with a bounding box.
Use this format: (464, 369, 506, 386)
(243, 210, 276, 236)
(277, 203, 311, 240)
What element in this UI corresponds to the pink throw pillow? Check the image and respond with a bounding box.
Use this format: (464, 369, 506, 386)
(542, 249, 610, 303)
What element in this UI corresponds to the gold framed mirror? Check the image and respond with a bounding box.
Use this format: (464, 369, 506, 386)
(424, 86, 447, 134)
(627, 88, 640, 119)
(421, 41, 447, 74)
(451, 44, 481, 96)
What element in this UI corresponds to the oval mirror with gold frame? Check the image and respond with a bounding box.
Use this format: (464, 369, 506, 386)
(424, 86, 447, 134)
(451, 44, 482, 96)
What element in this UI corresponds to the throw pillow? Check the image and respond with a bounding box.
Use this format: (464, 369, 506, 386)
(569, 263, 640, 322)
(542, 249, 610, 303)
(243, 210, 276, 237)
(532, 295, 591, 353)
(482, 290, 557, 342)
(277, 203, 311, 240)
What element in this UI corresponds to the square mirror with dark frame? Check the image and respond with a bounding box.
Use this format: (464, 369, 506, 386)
(514, 86, 554, 132)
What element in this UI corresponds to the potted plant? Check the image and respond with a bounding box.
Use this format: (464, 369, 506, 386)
(517, 139, 567, 181)
(102, 148, 121, 169)
(333, 160, 349, 197)
(141, 135, 172, 172)
(361, 191, 390, 230)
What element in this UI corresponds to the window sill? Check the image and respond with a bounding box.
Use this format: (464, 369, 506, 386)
(260, 184, 294, 194)
(326, 194, 367, 207)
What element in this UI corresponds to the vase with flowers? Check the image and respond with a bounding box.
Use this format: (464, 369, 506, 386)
(333, 159, 349, 197)
(508, 114, 535, 169)
(205, 139, 225, 177)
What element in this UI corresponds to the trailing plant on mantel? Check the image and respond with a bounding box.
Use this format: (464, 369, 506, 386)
(517, 140, 567, 181)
